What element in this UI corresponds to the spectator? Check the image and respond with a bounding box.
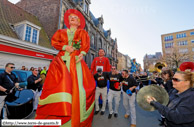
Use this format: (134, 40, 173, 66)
(21, 66, 25, 70)
(27, 68, 42, 110)
(30, 67, 34, 71)
(38, 67, 42, 75)
(0, 63, 19, 118)
(40, 66, 47, 75)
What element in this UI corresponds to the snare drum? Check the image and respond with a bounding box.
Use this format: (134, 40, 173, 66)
(5, 89, 34, 119)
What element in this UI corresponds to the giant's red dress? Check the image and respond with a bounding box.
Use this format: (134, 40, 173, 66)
(35, 29, 96, 127)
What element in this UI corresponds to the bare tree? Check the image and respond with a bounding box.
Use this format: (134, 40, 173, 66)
(163, 48, 189, 69)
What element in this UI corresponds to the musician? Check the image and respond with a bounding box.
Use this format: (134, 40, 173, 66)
(108, 66, 122, 119)
(27, 68, 42, 110)
(149, 71, 164, 86)
(91, 48, 111, 75)
(147, 70, 194, 127)
(94, 68, 109, 115)
(121, 70, 137, 127)
(161, 69, 174, 93)
(137, 72, 148, 88)
(0, 63, 19, 119)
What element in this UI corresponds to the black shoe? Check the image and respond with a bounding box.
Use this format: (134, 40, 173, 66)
(108, 114, 112, 119)
(114, 113, 118, 117)
(158, 118, 165, 126)
(94, 111, 99, 115)
(100, 111, 105, 115)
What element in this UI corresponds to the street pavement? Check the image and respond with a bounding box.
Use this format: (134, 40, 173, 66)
(26, 93, 161, 127)
(92, 94, 161, 127)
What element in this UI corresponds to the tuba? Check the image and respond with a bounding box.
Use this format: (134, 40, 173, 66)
(155, 62, 166, 73)
(179, 62, 194, 72)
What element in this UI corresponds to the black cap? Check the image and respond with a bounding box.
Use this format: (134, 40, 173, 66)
(97, 68, 102, 73)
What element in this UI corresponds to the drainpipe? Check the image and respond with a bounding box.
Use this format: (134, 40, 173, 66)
(58, 0, 63, 29)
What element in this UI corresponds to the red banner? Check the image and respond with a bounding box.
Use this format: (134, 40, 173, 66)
(0, 44, 54, 60)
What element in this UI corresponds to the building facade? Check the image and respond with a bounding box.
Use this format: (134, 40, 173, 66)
(17, 0, 118, 68)
(125, 55, 131, 69)
(0, 0, 57, 69)
(117, 52, 127, 71)
(143, 52, 162, 72)
(161, 29, 194, 68)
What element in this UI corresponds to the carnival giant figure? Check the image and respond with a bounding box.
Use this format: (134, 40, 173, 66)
(130, 58, 138, 73)
(35, 9, 96, 127)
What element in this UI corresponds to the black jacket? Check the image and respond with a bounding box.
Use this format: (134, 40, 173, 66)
(0, 71, 18, 95)
(27, 74, 41, 91)
(151, 88, 194, 127)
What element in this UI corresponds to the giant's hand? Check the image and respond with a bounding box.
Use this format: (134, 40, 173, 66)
(76, 54, 83, 63)
(65, 46, 74, 53)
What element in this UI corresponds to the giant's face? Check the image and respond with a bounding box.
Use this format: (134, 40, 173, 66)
(68, 14, 80, 27)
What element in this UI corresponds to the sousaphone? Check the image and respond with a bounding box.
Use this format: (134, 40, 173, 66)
(136, 85, 169, 111)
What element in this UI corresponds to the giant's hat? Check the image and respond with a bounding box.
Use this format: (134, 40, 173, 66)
(64, 9, 85, 29)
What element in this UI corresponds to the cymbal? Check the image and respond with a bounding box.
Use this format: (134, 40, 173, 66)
(136, 85, 169, 111)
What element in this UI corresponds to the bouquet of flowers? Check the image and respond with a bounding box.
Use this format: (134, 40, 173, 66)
(72, 40, 81, 50)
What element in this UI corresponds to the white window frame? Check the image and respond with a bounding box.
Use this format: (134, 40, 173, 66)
(14, 20, 41, 44)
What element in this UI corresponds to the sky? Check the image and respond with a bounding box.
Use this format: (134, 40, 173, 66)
(8, 0, 194, 68)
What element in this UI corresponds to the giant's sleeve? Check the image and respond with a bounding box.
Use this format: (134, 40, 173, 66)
(80, 30, 90, 55)
(51, 29, 67, 51)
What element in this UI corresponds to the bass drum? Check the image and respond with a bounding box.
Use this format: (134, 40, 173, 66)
(5, 89, 34, 119)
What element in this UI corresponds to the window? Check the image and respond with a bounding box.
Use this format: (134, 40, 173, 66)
(179, 48, 188, 53)
(83, 2, 88, 14)
(177, 40, 188, 46)
(192, 48, 194, 52)
(90, 34, 94, 48)
(164, 35, 173, 41)
(191, 40, 194, 43)
(32, 29, 38, 43)
(165, 42, 173, 48)
(176, 33, 187, 39)
(190, 31, 194, 35)
(25, 26, 31, 42)
(14, 21, 41, 44)
(24, 24, 40, 44)
(91, 54, 95, 64)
